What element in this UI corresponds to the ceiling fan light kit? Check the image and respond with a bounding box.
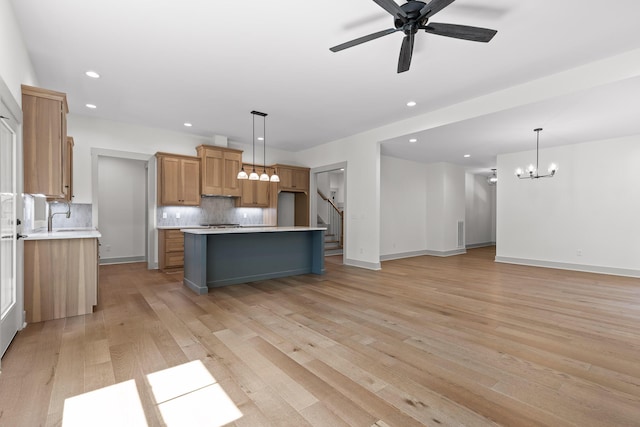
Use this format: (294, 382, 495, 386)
(515, 128, 558, 180)
(330, 0, 497, 73)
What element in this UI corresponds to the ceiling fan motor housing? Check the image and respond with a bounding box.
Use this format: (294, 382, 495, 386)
(395, 1, 428, 31)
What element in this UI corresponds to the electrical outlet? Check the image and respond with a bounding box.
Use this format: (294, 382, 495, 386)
(243, 213, 247, 218)
(176, 212, 181, 219)
(162, 212, 167, 219)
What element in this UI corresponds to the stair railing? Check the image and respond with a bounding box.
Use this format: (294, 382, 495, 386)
(317, 190, 343, 249)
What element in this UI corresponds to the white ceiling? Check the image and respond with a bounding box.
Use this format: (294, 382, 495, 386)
(10, 0, 640, 173)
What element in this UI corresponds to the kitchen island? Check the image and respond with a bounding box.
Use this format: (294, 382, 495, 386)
(181, 226, 325, 294)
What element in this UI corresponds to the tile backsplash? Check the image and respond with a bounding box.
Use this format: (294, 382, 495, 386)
(23, 194, 266, 233)
(156, 197, 265, 227)
(22, 194, 93, 232)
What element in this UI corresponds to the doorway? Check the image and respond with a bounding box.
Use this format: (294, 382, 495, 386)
(91, 149, 155, 267)
(311, 163, 346, 263)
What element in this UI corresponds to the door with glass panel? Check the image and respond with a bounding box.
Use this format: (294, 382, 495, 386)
(1, 116, 19, 359)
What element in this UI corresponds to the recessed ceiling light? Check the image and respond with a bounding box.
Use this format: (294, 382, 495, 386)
(85, 104, 97, 109)
(184, 123, 192, 127)
(406, 101, 417, 107)
(409, 138, 417, 143)
(85, 71, 100, 79)
(464, 154, 471, 158)
(257, 137, 264, 141)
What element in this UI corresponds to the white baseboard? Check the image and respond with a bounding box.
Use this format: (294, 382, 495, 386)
(495, 256, 640, 278)
(380, 248, 466, 261)
(100, 256, 146, 265)
(466, 242, 496, 249)
(344, 258, 381, 270)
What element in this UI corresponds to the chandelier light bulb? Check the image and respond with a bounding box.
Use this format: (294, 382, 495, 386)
(515, 167, 523, 178)
(548, 163, 558, 175)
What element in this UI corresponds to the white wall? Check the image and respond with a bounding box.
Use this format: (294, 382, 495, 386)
(380, 155, 427, 257)
(496, 135, 640, 276)
(425, 162, 466, 253)
(465, 173, 496, 246)
(0, 0, 38, 103)
(98, 157, 146, 262)
(296, 136, 380, 269)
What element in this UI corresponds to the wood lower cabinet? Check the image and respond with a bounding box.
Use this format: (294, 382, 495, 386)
(237, 164, 272, 207)
(156, 153, 201, 206)
(22, 85, 69, 199)
(24, 238, 99, 323)
(158, 229, 184, 271)
(196, 145, 243, 197)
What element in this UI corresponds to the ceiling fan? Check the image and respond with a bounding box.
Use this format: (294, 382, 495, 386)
(330, 0, 497, 73)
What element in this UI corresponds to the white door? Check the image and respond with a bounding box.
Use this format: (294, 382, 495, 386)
(1, 116, 20, 359)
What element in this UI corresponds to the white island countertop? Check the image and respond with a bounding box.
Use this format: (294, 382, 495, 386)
(24, 227, 102, 240)
(181, 226, 326, 235)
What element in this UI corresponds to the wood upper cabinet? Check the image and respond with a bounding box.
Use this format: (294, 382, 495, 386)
(274, 164, 310, 192)
(63, 136, 74, 201)
(156, 153, 201, 206)
(22, 85, 69, 198)
(196, 145, 242, 197)
(237, 164, 272, 207)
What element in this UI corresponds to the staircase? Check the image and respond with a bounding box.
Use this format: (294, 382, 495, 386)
(317, 190, 343, 256)
(318, 216, 342, 256)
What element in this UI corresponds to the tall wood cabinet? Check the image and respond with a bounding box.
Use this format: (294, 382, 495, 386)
(156, 153, 201, 206)
(22, 85, 69, 199)
(196, 145, 242, 197)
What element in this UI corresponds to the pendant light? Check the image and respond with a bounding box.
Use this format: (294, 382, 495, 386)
(248, 112, 259, 180)
(515, 128, 558, 179)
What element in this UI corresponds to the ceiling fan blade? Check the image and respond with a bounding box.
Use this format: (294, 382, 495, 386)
(422, 22, 497, 42)
(421, 0, 456, 18)
(330, 28, 400, 52)
(372, 0, 408, 20)
(397, 33, 414, 73)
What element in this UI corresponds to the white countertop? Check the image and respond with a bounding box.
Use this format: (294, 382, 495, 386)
(157, 225, 209, 230)
(24, 227, 102, 240)
(181, 226, 326, 235)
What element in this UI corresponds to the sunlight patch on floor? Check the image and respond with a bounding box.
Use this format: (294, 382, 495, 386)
(62, 360, 242, 427)
(147, 360, 243, 427)
(62, 380, 147, 427)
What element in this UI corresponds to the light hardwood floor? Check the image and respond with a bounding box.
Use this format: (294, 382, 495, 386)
(1, 247, 639, 426)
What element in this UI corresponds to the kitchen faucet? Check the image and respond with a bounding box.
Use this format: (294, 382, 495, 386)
(47, 200, 71, 232)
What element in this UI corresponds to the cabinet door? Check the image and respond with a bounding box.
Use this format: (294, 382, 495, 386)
(63, 137, 74, 201)
(180, 158, 201, 205)
(23, 94, 65, 198)
(292, 169, 309, 191)
(200, 147, 224, 195)
(276, 167, 293, 190)
(223, 151, 242, 197)
(159, 156, 181, 205)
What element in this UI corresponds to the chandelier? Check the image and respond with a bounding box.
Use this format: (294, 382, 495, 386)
(515, 128, 558, 179)
(237, 111, 280, 182)
(487, 169, 498, 186)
